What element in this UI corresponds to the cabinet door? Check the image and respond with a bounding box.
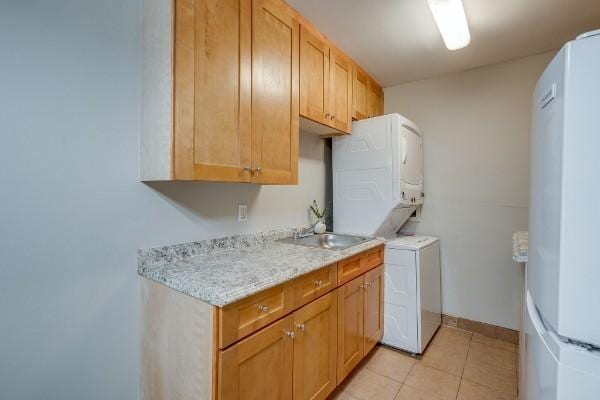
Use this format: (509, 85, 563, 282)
(251, 0, 299, 184)
(352, 66, 369, 120)
(363, 265, 384, 355)
(299, 25, 330, 126)
(173, 0, 252, 181)
(219, 315, 294, 400)
(329, 48, 353, 134)
(367, 79, 383, 118)
(377, 89, 385, 116)
(293, 292, 337, 400)
(337, 276, 365, 384)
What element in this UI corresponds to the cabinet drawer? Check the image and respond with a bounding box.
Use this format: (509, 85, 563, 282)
(293, 264, 337, 308)
(337, 245, 384, 285)
(219, 284, 294, 349)
(337, 253, 363, 285)
(363, 246, 383, 270)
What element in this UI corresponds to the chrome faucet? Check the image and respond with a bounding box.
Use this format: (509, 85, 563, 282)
(295, 221, 320, 239)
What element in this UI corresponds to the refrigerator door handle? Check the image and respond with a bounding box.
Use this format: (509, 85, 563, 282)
(527, 291, 548, 337)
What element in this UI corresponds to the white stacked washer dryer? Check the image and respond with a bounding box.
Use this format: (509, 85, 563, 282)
(333, 113, 441, 354)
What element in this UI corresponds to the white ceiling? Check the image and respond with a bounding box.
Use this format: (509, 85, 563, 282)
(287, 0, 600, 86)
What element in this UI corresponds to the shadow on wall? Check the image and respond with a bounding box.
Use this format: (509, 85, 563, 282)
(146, 181, 262, 222)
(144, 131, 328, 229)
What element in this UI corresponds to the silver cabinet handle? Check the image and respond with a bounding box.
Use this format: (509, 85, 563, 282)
(325, 113, 330, 118)
(314, 280, 323, 287)
(243, 166, 252, 171)
(258, 304, 269, 313)
(331, 115, 336, 120)
(286, 331, 296, 339)
(295, 323, 305, 332)
(254, 167, 261, 173)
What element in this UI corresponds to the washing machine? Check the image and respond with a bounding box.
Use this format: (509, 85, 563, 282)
(381, 235, 441, 354)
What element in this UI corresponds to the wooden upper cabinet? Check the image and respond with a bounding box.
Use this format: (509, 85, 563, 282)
(219, 315, 294, 400)
(141, 0, 382, 181)
(252, 0, 299, 184)
(141, 0, 298, 184)
(293, 292, 338, 400)
(299, 25, 330, 126)
(173, 0, 252, 182)
(337, 276, 365, 384)
(367, 78, 384, 119)
(329, 48, 353, 134)
(363, 265, 384, 355)
(352, 66, 369, 121)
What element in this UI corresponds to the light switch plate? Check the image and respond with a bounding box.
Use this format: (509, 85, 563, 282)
(238, 204, 248, 222)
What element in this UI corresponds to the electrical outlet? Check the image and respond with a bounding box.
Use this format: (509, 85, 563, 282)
(238, 204, 248, 222)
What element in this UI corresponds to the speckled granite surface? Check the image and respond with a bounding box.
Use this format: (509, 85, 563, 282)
(138, 228, 385, 307)
(513, 231, 528, 263)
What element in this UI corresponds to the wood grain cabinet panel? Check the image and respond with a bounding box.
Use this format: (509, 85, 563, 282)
(352, 66, 369, 120)
(363, 265, 384, 355)
(328, 48, 353, 134)
(293, 264, 337, 308)
(219, 283, 294, 349)
(363, 246, 383, 271)
(338, 245, 383, 285)
(367, 78, 384, 119)
(299, 25, 330, 126)
(251, 0, 299, 184)
(336, 276, 365, 384)
(219, 315, 294, 400)
(337, 253, 364, 285)
(293, 292, 338, 400)
(173, 0, 252, 181)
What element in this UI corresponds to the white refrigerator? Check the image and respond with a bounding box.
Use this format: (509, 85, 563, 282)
(525, 30, 600, 399)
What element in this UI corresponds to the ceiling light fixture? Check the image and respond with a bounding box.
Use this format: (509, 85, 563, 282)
(427, 0, 471, 50)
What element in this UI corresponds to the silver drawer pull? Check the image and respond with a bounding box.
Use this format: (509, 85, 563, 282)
(286, 331, 296, 339)
(295, 323, 305, 332)
(258, 304, 269, 313)
(314, 280, 323, 287)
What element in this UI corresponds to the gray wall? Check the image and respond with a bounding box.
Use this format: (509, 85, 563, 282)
(385, 51, 555, 330)
(0, 1, 327, 399)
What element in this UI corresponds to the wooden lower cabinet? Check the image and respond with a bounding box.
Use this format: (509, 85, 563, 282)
(219, 316, 295, 400)
(363, 265, 384, 354)
(141, 247, 385, 400)
(336, 265, 384, 384)
(293, 292, 337, 400)
(220, 292, 338, 400)
(336, 275, 365, 384)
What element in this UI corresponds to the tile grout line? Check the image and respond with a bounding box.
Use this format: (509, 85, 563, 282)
(455, 332, 473, 399)
(462, 335, 520, 399)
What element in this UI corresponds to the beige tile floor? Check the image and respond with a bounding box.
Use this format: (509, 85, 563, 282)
(331, 326, 518, 400)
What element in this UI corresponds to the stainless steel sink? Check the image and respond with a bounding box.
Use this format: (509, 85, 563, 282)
(278, 233, 372, 250)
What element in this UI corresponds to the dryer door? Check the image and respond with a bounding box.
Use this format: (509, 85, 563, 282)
(399, 127, 422, 186)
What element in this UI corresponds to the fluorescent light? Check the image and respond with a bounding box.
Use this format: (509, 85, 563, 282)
(427, 0, 471, 50)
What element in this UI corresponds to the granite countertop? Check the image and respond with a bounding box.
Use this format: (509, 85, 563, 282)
(138, 228, 385, 307)
(513, 231, 528, 263)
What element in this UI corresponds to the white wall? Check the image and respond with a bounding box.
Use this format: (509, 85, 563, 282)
(385, 51, 555, 330)
(0, 1, 326, 399)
